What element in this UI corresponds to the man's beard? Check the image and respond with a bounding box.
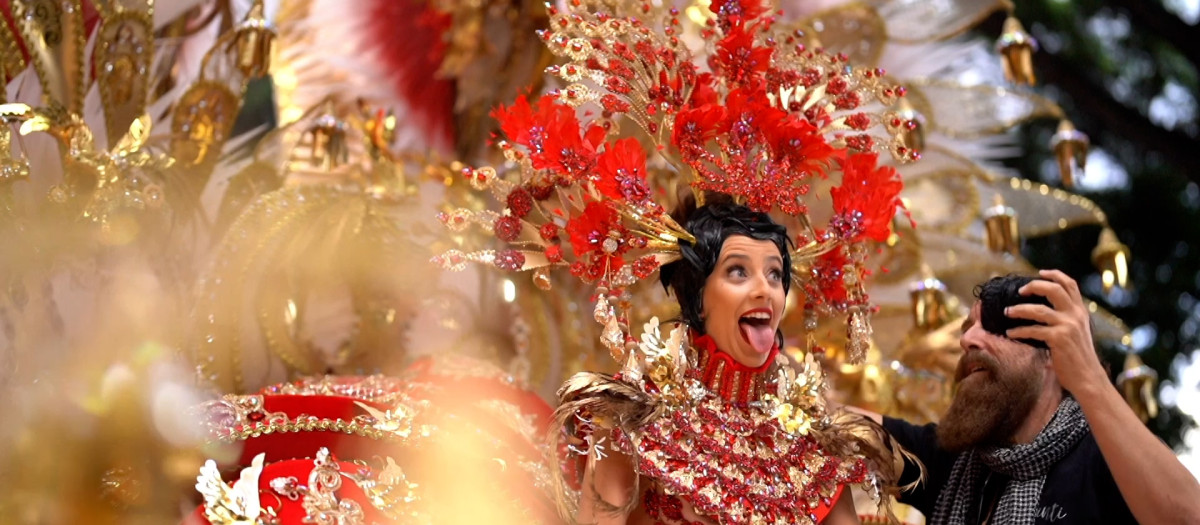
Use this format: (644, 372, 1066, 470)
(936, 351, 1043, 453)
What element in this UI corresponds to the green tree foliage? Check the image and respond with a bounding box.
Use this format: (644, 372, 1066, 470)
(1002, 0, 1199, 447)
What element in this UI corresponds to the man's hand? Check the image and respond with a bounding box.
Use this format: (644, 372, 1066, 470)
(1004, 269, 1109, 396)
(1005, 270, 1200, 524)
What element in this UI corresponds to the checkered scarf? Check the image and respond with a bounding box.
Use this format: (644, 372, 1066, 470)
(930, 397, 1090, 525)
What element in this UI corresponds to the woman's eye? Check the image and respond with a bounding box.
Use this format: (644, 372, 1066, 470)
(728, 265, 746, 278)
(768, 269, 783, 282)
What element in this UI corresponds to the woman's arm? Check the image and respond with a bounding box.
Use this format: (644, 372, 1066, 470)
(576, 430, 638, 525)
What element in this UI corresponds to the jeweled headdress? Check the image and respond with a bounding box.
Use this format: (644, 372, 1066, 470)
(434, 0, 916, 363)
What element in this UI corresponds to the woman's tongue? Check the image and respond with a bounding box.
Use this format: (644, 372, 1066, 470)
(739, 320, 775, 354)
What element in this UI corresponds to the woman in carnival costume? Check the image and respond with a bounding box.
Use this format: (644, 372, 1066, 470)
(558, 195, 913, 525)
(435, 0, 927, 523)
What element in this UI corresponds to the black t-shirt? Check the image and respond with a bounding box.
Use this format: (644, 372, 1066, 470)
(883, 417, 1137, 524)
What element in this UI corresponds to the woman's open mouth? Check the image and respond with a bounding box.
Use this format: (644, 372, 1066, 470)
(738, 308, 775, 354)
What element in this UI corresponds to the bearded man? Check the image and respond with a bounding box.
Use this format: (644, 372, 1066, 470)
(861, 270, 1200, 524)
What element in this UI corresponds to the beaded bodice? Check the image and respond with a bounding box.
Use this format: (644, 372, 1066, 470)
(606, 336, 865, 525)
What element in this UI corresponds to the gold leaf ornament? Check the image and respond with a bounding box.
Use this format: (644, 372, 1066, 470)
(353, 400, 416, 437)
(197, 452, 276, 525)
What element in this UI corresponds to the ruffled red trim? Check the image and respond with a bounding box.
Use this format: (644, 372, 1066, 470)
(690, 333, 778, 405)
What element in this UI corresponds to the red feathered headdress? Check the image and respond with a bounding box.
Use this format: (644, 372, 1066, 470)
(434, 0, 919, 363)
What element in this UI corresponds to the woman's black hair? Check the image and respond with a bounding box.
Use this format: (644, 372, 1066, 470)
(659, 193, 793, 339)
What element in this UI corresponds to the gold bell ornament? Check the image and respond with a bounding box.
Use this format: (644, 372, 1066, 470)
(996, 16, 1039, 86)
(1116, 353, 1158, 423)
(909, 266, 951, 331)
(1092, 227, 1130, 293)
(233, 0, 275, 78)
(982, 194, 1020, 255)
(1050, 119, 1089, 188)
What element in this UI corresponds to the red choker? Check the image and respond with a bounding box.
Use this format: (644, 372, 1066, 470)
(689, 333, 778, 405)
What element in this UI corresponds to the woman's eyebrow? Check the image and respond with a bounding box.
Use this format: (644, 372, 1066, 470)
(719, 253, 750, 264)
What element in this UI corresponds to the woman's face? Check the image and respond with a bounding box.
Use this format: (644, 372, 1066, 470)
(701, 235, 787, 367)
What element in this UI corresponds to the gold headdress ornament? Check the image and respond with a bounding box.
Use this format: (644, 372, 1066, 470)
(0, 0, 273, 242)
(433, 0, 919, 365)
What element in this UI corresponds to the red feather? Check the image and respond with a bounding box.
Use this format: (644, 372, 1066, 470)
(362, 0, 457, 151)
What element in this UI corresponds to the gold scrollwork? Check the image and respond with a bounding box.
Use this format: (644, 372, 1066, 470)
(23, 0, 63, 44)
(302, 448, 366, 525)
(13, 0, 87, 114)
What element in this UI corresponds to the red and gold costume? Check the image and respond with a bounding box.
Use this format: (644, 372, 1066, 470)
(432, 0, 922, 522)
(188, 357, 561, 524)
(549, 322, 910, 525)
(613, 335, 860, 523)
